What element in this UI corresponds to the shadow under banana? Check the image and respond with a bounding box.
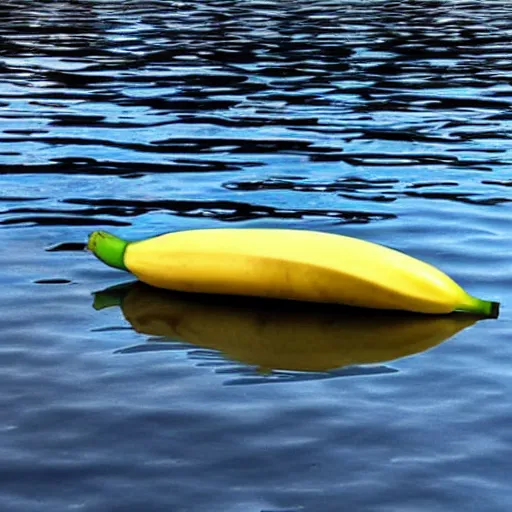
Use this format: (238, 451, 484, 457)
(94, 281, 482, 376)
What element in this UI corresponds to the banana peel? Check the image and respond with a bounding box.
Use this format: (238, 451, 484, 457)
(88, 229, 499, 317)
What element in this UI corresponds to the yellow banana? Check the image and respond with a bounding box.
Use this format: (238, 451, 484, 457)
(87, 228, 498, 316)
(94, 282, 479, 372)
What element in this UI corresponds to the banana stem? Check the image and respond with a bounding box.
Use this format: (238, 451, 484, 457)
(87, 231, 129, 271)
(457, 296, 500, 318)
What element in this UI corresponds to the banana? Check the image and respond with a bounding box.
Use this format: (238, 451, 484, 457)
(87, 228, 499, 316)
(94, 282, 480, 372)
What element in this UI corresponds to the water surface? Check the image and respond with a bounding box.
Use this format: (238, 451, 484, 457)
(1, 1, 511, 511)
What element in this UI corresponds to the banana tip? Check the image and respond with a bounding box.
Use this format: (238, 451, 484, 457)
(87, 231, 128, 271)
(87, 231, 106, 252)
(489, 301, 500, 319)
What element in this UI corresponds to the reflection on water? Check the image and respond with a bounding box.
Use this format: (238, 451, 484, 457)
(95, 282, 479, 382)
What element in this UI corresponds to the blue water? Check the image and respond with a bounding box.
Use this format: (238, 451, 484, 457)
(1, 1, 511, 510)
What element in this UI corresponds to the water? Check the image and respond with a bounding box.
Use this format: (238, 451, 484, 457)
(1, 0, 511, 510)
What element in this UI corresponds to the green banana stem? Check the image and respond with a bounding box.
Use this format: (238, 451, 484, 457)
(457, 296, 500, 318)
(87, 231, 129, 271)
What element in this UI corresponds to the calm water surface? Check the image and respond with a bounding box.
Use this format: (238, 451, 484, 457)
(1, 1, 512, 510)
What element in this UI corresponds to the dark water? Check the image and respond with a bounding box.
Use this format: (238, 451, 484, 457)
(1, 1, 512, 510)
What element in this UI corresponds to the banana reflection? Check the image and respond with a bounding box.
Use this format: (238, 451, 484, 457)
(95, 282, 480, 373)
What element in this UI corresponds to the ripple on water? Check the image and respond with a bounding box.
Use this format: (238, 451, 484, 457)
(1, 1, 512, 511)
